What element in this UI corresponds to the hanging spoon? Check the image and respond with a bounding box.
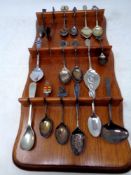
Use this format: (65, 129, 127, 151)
(70, 83, 85, 155)
(71, 40, 83, 82)
(92, 6, 103, 38)
(60, 6, 69, 37)
(97, 37, 108, 65)
(81, 5, 92, 39)
(20, 82, 37, 151)
(59, 40, 71, 84)
(30, 37, 44, 82)
(55, 86, 70, 144)
(39, 82, 53, 138)
(70, 7, 78, 36)
(84, 39, 100, 98)
(88, 100, 102, 137)
(101, 78, 129, 143)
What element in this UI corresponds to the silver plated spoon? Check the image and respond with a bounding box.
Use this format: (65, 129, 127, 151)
(70, 7, 78, 36)
(92, 6, 103, 37)
(59, 40, 71, 84)
(60, 6, 69, 37)
(88, 100, 102, 137)
(71, 40, 83, 82)
(55, 86, 70, 145)
(39, 82, 53, 138)
(101, 78, 129, 143)
(81, 5, 92, 39)
(70, 83, 85, 155)
(20, 82, 37, 151)
(30, 37, 44, 82)
(84, 39, 100, 98)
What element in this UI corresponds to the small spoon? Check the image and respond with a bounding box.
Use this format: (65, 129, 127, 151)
(84, 39, 100, 98)
(39, 82, 53, 138)
(88, 100, 102, 137)
(70, 7, 78, 36)
(101, 78, 129, 143)
(60, 6, 69, 37)
(59, 40, 71, 84)
(81, 5, 92, 39)
(92, 6, 103, 38)
(70, 83, 85, 155)
(97, 37, 108, 65)
(20, 82, 37, 151)
(55, 86, 70, 144)
(71, 40, 83, 82)
(30, 37, 44, 82)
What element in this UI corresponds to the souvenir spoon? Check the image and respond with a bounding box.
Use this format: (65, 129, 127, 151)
(92, 6, 103, 37)
(81, 5, 92, 39)
(101, 78, 129, 143)
(59, 40, 71, 84)
(70, 83, 85, 155)
(39, 82, 53, 138)
(84, 39, 100, 98)
(71, 40, 83, 82)
(70, 7, 78, 36)
(60, 6, 69, 37)
(55, 86, 70, 144)
(88, 100, 102, 137)
(20, 82, 37, 151)
(30, 37, 44, 82)
(97, 37, 108, 65)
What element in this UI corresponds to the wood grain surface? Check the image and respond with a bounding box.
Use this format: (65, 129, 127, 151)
(12, 9, 131, 173)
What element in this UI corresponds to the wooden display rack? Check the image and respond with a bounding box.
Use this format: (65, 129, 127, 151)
(13, 9, 131, 173)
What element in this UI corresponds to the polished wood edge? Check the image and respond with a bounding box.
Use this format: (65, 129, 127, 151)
(18, 97, 123, 106)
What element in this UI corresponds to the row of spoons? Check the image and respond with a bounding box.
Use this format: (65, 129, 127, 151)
(59, 5, 103, 39)
(20, 79, 129, 155)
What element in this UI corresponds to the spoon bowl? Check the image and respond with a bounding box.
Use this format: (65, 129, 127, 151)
(30, 67, 44, 82)
(55, 122, 70, 144)
(20, 126, 35, 151)
(70, 127, 85, 155)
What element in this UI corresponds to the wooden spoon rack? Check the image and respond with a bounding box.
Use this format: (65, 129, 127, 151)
(13, 9, 131, 173)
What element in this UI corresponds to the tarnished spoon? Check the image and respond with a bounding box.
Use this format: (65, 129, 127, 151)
(101, 78, 129, 143)
(60, 6, 69, 37)
(39, 82, 53, 138)
(59, 40, 71, 84)
(70, 83, 85, 155)
(30, 37, 44, 82)
(92, 6, 103, 37)
(81, 5, 92, 39)
(70, 7, 78, 36)
(55, 86, 70, 144)
(84, 39, 100, 98)
(88, 100, 102, 137)
(20, 82, 37, 151)
(71, 40, 83, 82)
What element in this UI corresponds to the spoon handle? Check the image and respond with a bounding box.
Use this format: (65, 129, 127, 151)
(62, 48, 67, 68)
(105, 78, 112, 122)
(74, 83, 80, 127)
(27, 104, 32, 126)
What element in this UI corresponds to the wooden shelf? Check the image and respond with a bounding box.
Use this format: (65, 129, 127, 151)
(13, 8, 131, 173)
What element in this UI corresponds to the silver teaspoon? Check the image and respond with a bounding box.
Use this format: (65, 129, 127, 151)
(59, 40, 71, 84)
(81, 5, 92, 39)
(60, 6, 69, 37)
(20, 82, 37, 151)
(55, 86, 70, 144)
(39, 82, 53, 138)
(30, 37, 44, 82)
(70, 7, 78, 36)
(71, 40, 83, 82)
(92, 6, 103, 38)
(88, 100, 102, 137)
(84, 39, 100, 98)
(70, 83, 85, 155)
